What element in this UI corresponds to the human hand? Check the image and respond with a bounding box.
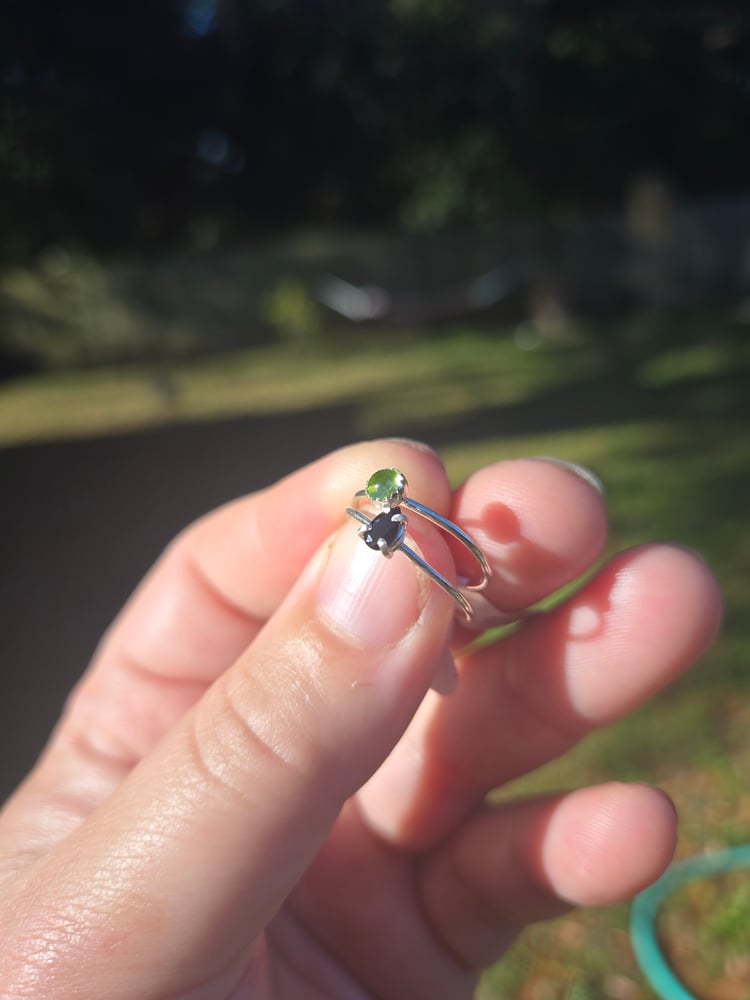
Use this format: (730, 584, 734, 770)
(0, 440, 721, 999)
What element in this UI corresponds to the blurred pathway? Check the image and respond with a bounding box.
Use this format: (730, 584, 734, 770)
(0, 407, 356, 800)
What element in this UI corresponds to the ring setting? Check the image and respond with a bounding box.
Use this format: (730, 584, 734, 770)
(346, 468, 490, 619)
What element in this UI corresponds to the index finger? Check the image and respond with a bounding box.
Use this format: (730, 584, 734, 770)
(95, 437, 450, 686)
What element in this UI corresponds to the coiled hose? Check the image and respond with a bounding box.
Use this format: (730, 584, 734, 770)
(630, 846, 750, 999)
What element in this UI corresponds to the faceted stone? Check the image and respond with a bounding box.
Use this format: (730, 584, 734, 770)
(363, 508, 406, 553)
(366, 467, 406, 508)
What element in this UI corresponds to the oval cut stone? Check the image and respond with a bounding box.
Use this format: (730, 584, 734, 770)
(363, 508, 406, 553)
(366, 468, 407, 507)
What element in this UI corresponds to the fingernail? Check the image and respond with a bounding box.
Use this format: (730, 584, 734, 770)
(381, 437, 440, 458)
(318, 527, 426, 647)
(532, 456, 604, 494)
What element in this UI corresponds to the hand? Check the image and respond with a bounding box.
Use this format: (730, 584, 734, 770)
(0, 440, 721, 999)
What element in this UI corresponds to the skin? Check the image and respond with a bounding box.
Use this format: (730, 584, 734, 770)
(0, 439, 722, 999)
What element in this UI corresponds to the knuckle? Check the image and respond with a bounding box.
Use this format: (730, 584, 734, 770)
(186, 666, 313, 806)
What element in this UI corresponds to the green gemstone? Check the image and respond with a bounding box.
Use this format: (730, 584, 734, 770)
(366, 467, 407, 507)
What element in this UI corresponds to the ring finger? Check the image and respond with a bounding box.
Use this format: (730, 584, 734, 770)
(419, 781, 678, 970)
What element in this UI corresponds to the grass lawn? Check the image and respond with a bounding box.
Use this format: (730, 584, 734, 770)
(1, 317, 748, 998)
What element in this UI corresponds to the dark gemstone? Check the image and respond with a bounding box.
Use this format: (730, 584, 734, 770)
(364, 508, 406, 553)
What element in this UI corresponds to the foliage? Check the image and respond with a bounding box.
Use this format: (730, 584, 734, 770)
(260, 276, 323, 346)
(1, 2, 750, 263)
(0, 249, 209, 368)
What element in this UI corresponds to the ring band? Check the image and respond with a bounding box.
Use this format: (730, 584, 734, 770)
(346, 467, 491, 620)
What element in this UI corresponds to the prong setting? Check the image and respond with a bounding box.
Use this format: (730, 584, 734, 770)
(361, 507, 408, 556)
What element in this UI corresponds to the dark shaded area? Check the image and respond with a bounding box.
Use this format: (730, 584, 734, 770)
(4, 3, 750, 377)
(2, 2, 750, 262)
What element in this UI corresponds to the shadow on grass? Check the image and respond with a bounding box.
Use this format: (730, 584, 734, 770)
(423, 362, 750, 445)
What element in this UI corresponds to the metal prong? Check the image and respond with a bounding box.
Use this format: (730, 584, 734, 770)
(346, 507, 371, 529)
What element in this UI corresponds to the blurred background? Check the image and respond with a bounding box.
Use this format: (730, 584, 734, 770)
(1, 1, 749, 996)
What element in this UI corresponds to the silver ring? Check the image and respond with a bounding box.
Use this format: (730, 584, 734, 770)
(346, 467, 491, 620)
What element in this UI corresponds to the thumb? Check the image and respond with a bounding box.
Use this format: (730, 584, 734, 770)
(1, 523, 454, 999)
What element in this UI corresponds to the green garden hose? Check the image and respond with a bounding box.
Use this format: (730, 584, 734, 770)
(630, 846, 750, 999)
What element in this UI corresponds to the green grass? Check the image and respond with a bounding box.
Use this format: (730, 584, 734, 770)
(1, 316, 749, 997)
(0, 328, 581, 446)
